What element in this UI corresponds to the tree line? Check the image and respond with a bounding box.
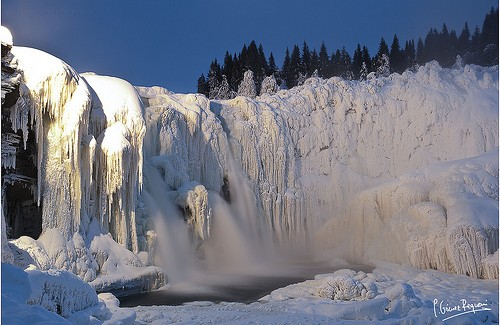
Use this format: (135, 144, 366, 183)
(198, 8, 498, 99)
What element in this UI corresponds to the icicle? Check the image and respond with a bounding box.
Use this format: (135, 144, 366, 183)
(10, 46, 91, 238)
(1, 133, 20, 169)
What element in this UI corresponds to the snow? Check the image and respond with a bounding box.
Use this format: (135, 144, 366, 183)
(82, 74, 145, 253)
(237, 70, 257, 98)
(2, 263, 94, 324)
(131, 264, 498, 324)
(4, 43, 164, 299)
(26, 267, 98, 318)
(318, 148, 498, 278)
(0, 25, 13, 47)
(260, 74, 279, 96)
(2, 263, 139, 324)
(1, 27, 498, 324)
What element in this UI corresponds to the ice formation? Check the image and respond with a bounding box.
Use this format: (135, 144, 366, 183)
(318, 149, 499, 278)
(2, 30, 163, 298)
(130, 61, 499, 280)
(1, 27, 498, 325)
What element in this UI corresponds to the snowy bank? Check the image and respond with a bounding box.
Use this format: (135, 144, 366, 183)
(1, 263, 137, 324)
(131, 264, 498, 324)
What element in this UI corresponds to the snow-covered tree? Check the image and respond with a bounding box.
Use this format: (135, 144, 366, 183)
(260, 74, 279, 95)
(207, 59, 221, 99)
(453, 54, 464, 68)
(216, 75, 235, 100)
(238, 70, 256, 98)
(376, 54, 390, 77)
(359, 62, 368, 81)
(296, 72, 307, 86)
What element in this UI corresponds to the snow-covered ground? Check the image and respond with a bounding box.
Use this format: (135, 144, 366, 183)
(1, 26, 498, 324)
(131, 262, 498, 324)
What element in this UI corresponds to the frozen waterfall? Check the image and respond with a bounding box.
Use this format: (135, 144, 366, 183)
(1, 29, 498, 296)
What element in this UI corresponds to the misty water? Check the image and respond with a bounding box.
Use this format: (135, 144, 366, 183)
(123, 156, 373, 307)
(119, 261, 373, 306)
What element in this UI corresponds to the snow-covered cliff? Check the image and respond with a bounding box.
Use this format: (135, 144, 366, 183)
(1, 24, 498, 309)
(1, 31, 163, 294)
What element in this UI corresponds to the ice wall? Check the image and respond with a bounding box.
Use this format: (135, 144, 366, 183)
(318, 149, 499, 278)
(2, 33, 163, 291)
(214, 63, 498, 247)
(137, 62, 498, 278)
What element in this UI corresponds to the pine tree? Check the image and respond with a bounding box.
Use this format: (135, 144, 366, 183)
(454, 54, 464, 68)
(339, 47, 353, 80)
(222, 51, 235, 89)
(376, 54, 390, 77)
(310, 49, 319, 75)
(423, 28, 439, 64)
(197, 74, 209, 96)
(373, 37, 389, 72)
(296, 72, 307, 86)
(239, 44, 248, 69)
(246, 41, 259, 69)
(257, 43, 269, 85)
(446, 29, 458, 67)
(331, 49, 341, 76)
(390, 34, 404, 73)
(362, 46, 372, 73)
(237, 70, 257, 98)
(480, 8, 499, 66)
(260, 74, 279, 95)
(416, 38, 425, 65)
(480, 8, 499, 50)
(318, 41, 330, 78)
(302, 41, 311, 75)
(352, 44, 363, 79)
(462, 25, 481, 65)
(281, 48, 292, 89)
(404, 40, 416, 70)
(230, 53, 241, 90)
(268, 52, 278, 75)
(216, 75, 235, 100)
(434, 23, 456, 67)
(457, 22, 471, 53)
(208, 59, 221, 99)
(359, 62, 368, 81)
(289, 45, 302, 87)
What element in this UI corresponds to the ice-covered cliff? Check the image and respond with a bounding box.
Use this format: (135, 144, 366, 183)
(1, 31, 163, 294)
(1, 23, 498, 300)
(136, 62, 498, 279)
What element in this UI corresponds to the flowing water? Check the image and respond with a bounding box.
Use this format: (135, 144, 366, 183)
(129, 153, 368, 307)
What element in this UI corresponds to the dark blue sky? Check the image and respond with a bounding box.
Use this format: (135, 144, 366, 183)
(2, 0, 498, 93)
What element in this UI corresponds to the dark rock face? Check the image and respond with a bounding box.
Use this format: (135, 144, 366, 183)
(1, 41, 42, 239)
